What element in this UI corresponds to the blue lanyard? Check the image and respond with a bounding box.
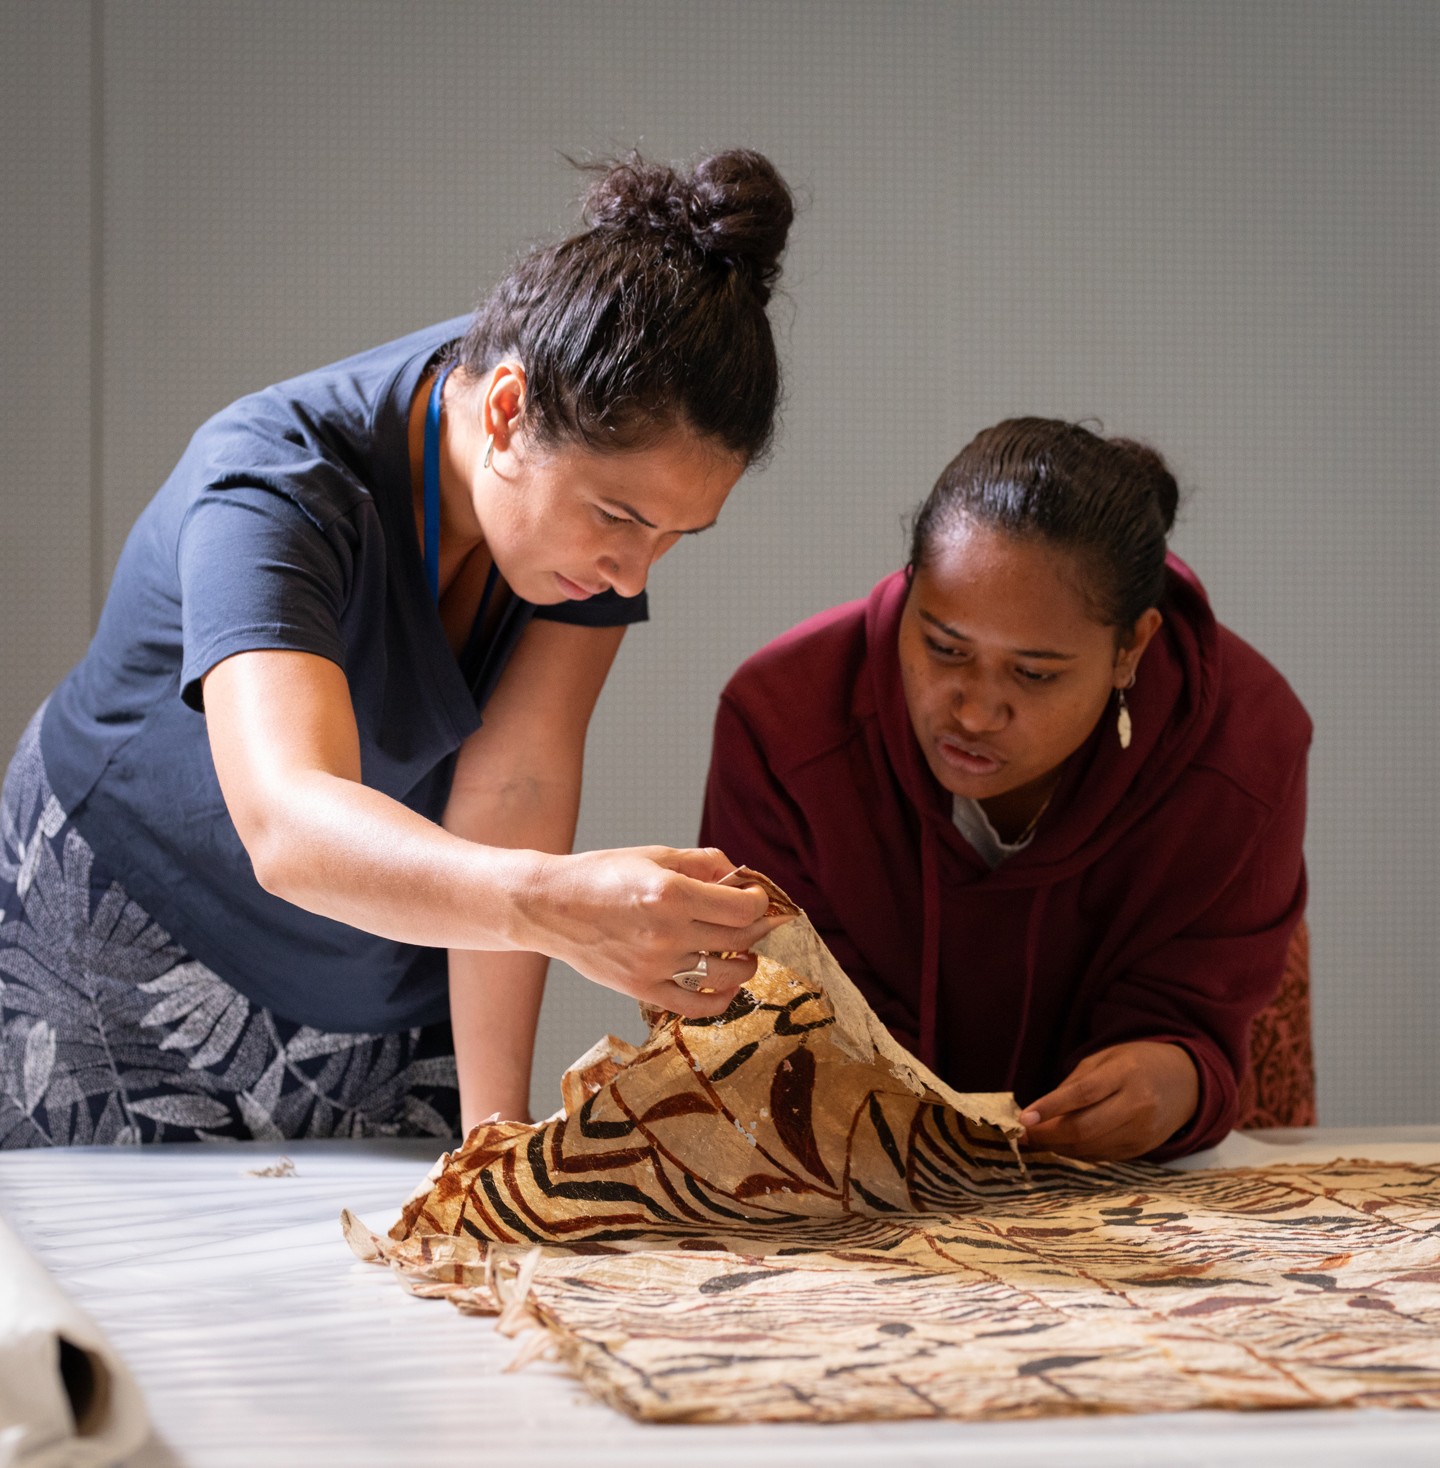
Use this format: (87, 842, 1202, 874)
(422, 364, 453, 603)
(423, 363, 501, 652)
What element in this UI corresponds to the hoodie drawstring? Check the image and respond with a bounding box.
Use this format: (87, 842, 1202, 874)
(1005, 882, 1052, 1091)
(921, 819, 1053, 1092)
(918, 821, 941, 1070)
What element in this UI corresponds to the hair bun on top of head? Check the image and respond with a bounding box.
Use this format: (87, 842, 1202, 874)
(581, 149, 795, 303)
(460, 146, 792, 461)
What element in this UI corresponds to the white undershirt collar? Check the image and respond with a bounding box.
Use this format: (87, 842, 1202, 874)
(951, 794, 1037, 870)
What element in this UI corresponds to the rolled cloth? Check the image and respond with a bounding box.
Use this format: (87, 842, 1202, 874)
(0, 1216, 148, 1468)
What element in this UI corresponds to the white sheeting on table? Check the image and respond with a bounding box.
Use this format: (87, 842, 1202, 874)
(1168, 1124, 1440, 1171)
(2, 1133, 1440, 1468)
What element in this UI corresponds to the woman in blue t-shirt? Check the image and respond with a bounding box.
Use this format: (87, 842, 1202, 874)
(0, 151, 794, 1146)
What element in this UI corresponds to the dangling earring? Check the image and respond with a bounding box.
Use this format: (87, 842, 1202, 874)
(482, 433, 495, 470)
(1116, 672, 1136, 750)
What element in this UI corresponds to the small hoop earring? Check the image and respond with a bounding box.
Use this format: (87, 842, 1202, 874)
(482, 434, 495, 470)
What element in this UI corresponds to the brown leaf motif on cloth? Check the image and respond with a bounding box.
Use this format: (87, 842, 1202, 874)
(343, 870, 1440, 1424)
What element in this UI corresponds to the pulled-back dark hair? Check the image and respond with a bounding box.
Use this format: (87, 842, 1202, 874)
(910, 418, 1180, 632)
(452, 149, 794, 462)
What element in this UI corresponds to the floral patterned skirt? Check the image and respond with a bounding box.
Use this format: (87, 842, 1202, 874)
(0, 707, 460, 1147)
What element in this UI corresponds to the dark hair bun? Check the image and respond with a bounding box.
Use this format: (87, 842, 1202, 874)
(583, 149, 794, 303)
(1108, 437, 1180, 534)
(462, 146, 791, 461)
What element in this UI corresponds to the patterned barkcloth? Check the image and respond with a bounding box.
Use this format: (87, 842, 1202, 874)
(344, 873, 1440, 1423)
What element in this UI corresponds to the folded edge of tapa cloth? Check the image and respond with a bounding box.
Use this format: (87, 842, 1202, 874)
(742, 867, 1021, 1133)
(0, 1215, 149, 1468)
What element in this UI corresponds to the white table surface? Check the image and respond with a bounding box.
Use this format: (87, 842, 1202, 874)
(4, 1131, 1440, 1468)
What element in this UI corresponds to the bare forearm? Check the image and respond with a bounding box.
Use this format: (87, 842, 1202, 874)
(441, 725, 582, 1123)
(205, 648, 781, 1016)
(442, 763, 577, 1130)
(245, 769, 542, 950)
(450, 948, 548, 1130)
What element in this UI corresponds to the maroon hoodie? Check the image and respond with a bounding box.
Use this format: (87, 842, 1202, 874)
(701, 557, 1311, 1160)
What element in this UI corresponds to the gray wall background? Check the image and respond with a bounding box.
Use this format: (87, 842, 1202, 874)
(3, 0, 1435, 1126)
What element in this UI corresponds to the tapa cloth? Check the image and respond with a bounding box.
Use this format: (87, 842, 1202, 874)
(346, 873, 1440, 1423)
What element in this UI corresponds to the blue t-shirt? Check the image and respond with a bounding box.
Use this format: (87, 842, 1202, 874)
(40, 319, 647, 1032)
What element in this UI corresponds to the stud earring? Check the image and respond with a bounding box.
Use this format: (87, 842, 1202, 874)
(1116, 671, 1136, 750)
(482, 433, 495, 470)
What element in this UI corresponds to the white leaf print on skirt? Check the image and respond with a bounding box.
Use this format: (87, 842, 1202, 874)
(237, 1052, 288, 1142)
(137, 962, 230, 1029)
(285, 1027, 370, 1063)
(22, 1020, 55, 1115)
(138, 961, 254, 1069)
(2, 708, 461, 1147)
(125, 1093, 234, 1129)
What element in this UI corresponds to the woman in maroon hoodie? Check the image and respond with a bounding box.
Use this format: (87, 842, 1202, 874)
(701, 419, 1310, 1162)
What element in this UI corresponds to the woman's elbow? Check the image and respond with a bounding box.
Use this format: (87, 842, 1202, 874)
(237, 815, 301, 898)
(442, 770, 579, 847)
(224, 783, 325, 900)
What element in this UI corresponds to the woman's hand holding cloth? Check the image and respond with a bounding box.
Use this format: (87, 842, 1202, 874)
(203, 649, 780, 1020)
